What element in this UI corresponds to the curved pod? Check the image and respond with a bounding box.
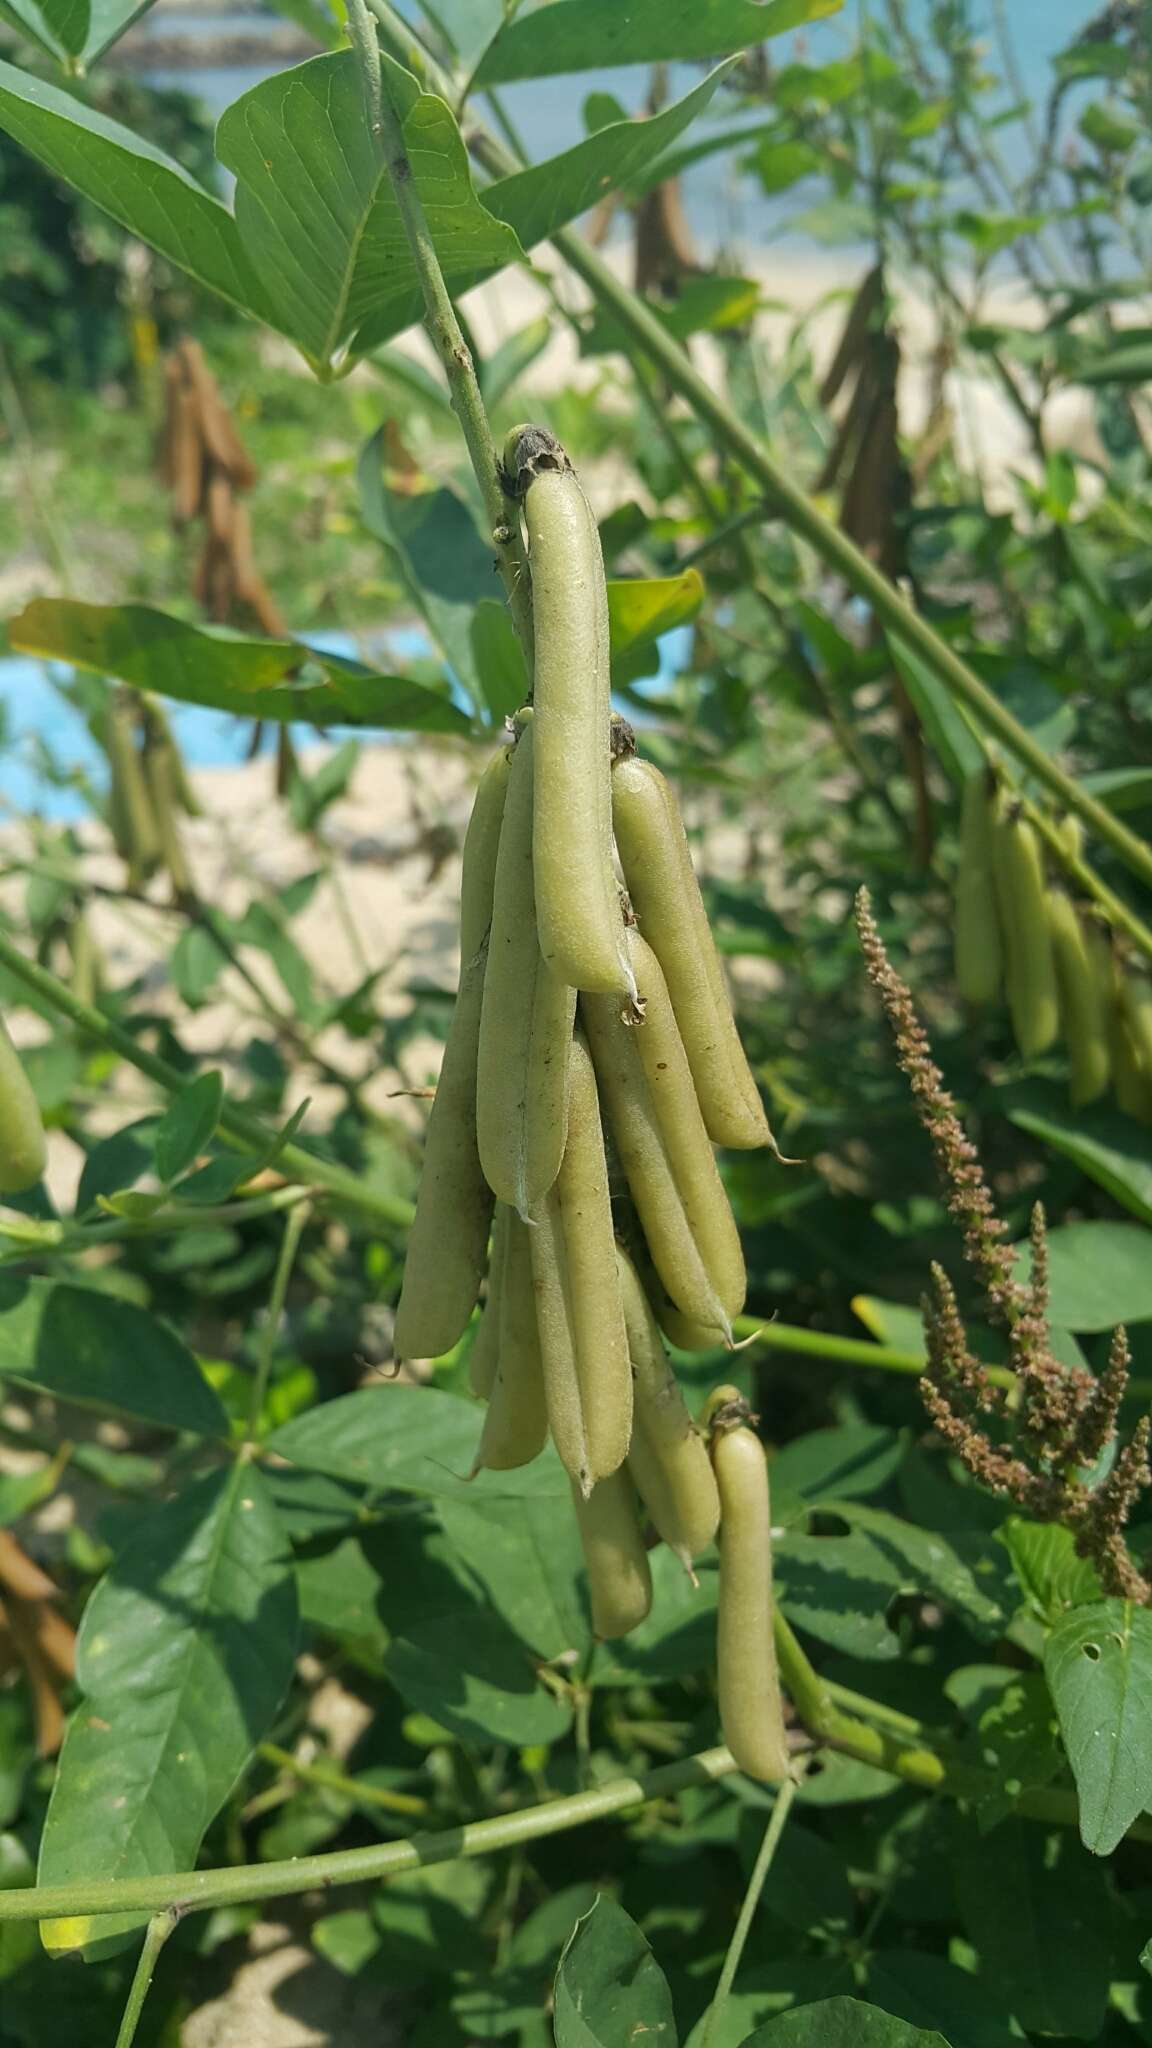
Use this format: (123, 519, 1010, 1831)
(394, 751, 511, 1360)
(992, 798, 1059, 1058)
(618, 1247, 719, 1570)
(707, 1388, 790, 1783)
(1047, 889, 1109, 1107)
(571, 1468, 653, 1639)
(475, 1210, 549, 1471)
(611, 754, 770, 1147)
(0, 1014, 46, 1195)
(477, 718, 576, 1220)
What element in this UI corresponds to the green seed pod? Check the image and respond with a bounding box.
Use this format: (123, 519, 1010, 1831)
(105, 690, 160, 889)
(68, 913, 101, 1011)
(145, 735, 193, 904)
(706, 1385, 790, 1784)
(611, 753, 771, 1148)
(1121, 963, 1152, 1076)
(571, 1468, 653, 1639)
(953, 767, 1003, 1007)
(992, 795, 1059, 1058)
(394, 752, 511, 1361)
(0, 1012, 46, 1195)
(531, 1032, 633, 1489)
(476, 718, 576, 1221)
(628, 930, 746, 1321)
(1047, 889, 1110, 1107)
(618, 1247, 719, 1572)
(504, 424, 632, 997)
(1055, 809, 1084, 865)
(474, 1210, 549, 1471)
(581, 984, 732, 1344)
(527, 1179, 589, 1489)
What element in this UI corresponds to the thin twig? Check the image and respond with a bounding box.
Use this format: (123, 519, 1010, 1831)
(699, 1777, 799, 2048)
(244, 1199, 312, 1441)
(114, 1910, 178, 2048)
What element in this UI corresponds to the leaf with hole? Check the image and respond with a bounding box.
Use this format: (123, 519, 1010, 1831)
(1044, 1599, 1152, 1856)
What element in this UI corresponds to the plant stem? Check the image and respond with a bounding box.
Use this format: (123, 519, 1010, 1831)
(244, 1200, 311, 1441)
(367, 0, 1152, 899)
(0, 1747, 740, 1922)
(700, 1777, 799, 2048)
(257, 1741, 428, 1818)
(113, 1910, 177, 2048)
(0, 924, 414, 1228)
(347, 0, 534, 668)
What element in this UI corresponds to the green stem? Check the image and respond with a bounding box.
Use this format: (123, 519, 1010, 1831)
(257, 1741, 428, 1818)
(347, 0, 534, 669)
(0, 1748, 740, 1923)
(244, 1199, 312, 1441)
(0, 925, 413, 1228)
(368, 2, 1152, 899)
(700, 1778, 799, 2048)
(113, 1910, 177, 2048)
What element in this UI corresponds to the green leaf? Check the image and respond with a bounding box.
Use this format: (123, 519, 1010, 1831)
(383, 1610, 571, 1747)
(828, 1504, 1006, 1636)
(865, 1952, 1023, 2048)
(153, 1072, 223, 1186)
(266, 1385, 483, 1493)
(0, 62, 275, 326)
(774, 1530, 901, 1660)
(8, 600, 470, 735)
(1079, 765, 1152, 812)
(0, 0, 167, 66)
(769, 1424, 904, 1514)
(479, 314, 552, 409)
(216, 53, 522, 367)
(584, 1546, 717, 1687)
(741, 1997, 948, 2046)
(470, 598, 528, 723)
(888, 637, 983, 789)
(38, 1464, 297, 1957)
(1045, 1600, 1152, 1856)
(954, 1819, 1115, 2036)
(437, 1493, 588, 1662)
(1074, 342, 1152, 386)
(357, 441, 494, 714)
(1003, 1082, 1152, 1228)
(1002, 1517, 1103, 1623)
(0, 1274, 227, 1436)
(481, 67, 735, 271)
(1015, 1219, 1152, 1330)
(553, 1898, 677, 2048)
(475, 0, 839, 83)
(607, 571, 705, 670)
(684, 1960, 854, 2048)
(964, 1674, 1063, 1834)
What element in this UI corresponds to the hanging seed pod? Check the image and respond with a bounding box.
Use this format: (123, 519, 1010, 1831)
(105, 690, 161, 890)
(1047, 889, 1110, 1106)
(476, 717, 576, 1220)
(393, 749, 510, 1361)
(571, 1468, 653, 1640)
(992, 794, 1059, 1057)
(705, 1385, 790, 1784)
(503, 425, 633, 997)
(581, 983, 732, 1344)
(531, 1032, 632, 1490)
(0, 1012, 46, 1196)
(618, 1246, 719, 1573)
(1120, 962, 1152, 1076)
(611, 752, 773, 1151)
(627, 929, 746, 1321)
(953, 767, 1003, 1007)
(473, 1210, 549, 1472)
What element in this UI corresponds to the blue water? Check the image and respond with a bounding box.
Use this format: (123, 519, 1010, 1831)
(0, 628, 695, 820)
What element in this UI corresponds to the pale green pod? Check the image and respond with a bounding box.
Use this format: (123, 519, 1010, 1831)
(581, 988, 732, 1344)
(1121, 964, 1152, 1076)
(475, 1212, 549, 1471)
(506, 425, 632, 997)
(0, 1013, 46, 1196)
(146, 736, 193, 902)
(394, 755, 511, 1361)
(611, 754, 771, 1148)
(1047, 889, 1110, 1107)
(551, 1032, 633, 1485)
(628, 930, 746, 1321)
(706, 1387, 790, 1784)
(571, 1469, 653, 1639)
(1056, 810, 1085, 865)
(992, 797, 1059, 1057)
(618, 1247, 719, 1571)
(953, 768, 1003, 1007)
(106, 690, 160, 889)
(476, 719, 576, 1220)
(528, 1181, 590, 1490)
